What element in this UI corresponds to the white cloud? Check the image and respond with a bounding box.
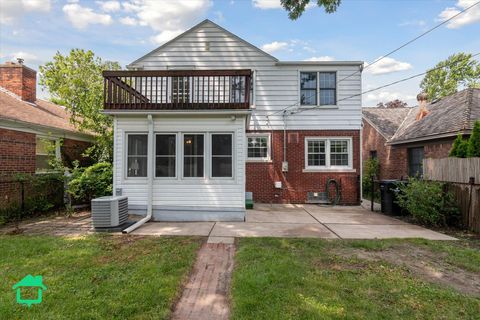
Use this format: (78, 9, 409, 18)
(121, 0, 212, 45)
(213, 10, 225, 23)
(62, 3, 113, 29)
(365, 57, 412, 75)
(119, 16, 137, 26)
(304, 56, 335, 61)
(261, 41, 288, 53)
(252, 0, 282, 9)
(364, 90, 416, 106)
(1, 51, 40, 64)
(97, 1, 121, 12)
(399, 19, 426, 28)
(438, 0, 480, 29)
(150, 29, 184, 45)
(0, 0, 51, 25)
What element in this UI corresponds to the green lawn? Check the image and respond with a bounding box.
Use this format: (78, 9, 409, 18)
(0, 235, 201, 320)
(231, 238, 480, 320)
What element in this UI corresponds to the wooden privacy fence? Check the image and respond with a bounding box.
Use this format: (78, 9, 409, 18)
(423, 157, 480, 233)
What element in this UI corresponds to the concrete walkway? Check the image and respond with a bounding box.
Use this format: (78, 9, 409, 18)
(132, 204, 456, 240)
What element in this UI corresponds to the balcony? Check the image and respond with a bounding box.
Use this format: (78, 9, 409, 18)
(103, 69, 252, 110)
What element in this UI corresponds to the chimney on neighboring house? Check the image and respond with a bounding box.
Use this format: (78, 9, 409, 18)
(415, 92, 429, 121)
(0, 59, 37, 103)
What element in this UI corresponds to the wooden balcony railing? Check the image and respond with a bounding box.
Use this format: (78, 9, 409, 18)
(103, 69, 252, 110)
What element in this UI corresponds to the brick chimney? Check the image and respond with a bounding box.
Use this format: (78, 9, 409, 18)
(0, 60, 37, 103)
(415, 92, 429, 121)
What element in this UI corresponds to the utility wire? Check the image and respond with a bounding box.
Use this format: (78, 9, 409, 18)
(265, 2, 479, 122)
(290, 52, 480, 115)
(337, 0, 480, 85)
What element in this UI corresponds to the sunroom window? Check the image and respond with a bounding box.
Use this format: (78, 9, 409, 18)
(127, 134, 148, 177)
(155, 134, 176, 177)
(211, 134, 233, 178)
(183, 134, 204, 177)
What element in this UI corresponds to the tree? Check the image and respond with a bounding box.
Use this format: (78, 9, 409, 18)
(376, 99, 408, 108)
(281, 0, 341, 20)
(467, 120, 480, 157)
(39, 49, 121, 162)
(449, 134, 468, 158)
(420, 52, 480, 101)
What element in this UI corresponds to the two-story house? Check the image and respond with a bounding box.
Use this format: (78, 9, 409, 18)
(103, 20, 363, 222)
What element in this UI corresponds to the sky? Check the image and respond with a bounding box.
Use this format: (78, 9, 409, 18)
(0, 0, 479, 107)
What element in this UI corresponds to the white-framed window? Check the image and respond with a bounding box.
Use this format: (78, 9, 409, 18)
(183, 133, 204, 178)
(126, 133, 148, 178)
(300, 71, 337, 106)
(305, 137, 352, 170)
(155, 134, 176, 178)
(246, 133, 271, 161)
(35, 136, 60, 172)
(211, 133, 233, 178)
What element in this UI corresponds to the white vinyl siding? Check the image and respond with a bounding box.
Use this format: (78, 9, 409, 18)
(129, 21, 362, 131)
(114, 115, 246, 209)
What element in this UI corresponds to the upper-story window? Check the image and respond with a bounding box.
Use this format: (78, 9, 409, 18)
(300, 72, 337, 106)
(172, 77, 190, 103)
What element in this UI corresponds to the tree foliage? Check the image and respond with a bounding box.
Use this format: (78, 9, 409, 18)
(39, 49, 121, 162)
(449, 134, 469, 158)
(420, 52, 480, 101)
(281, 0, 341, 20)
(376, 99, 408, 108)
(467, 120, 480, 157)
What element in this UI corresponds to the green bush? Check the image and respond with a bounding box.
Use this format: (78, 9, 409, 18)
(396, 177, 460, 227)
(362, 158, 380, 201)
(449, 134, 469, 157)
(467, 120, 480, 157)
(67, 162, 113, 203)
(0, 173, 64, 225)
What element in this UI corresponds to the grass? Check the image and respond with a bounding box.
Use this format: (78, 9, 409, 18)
(0, 234, 201, 320)
(231, 238, 480, 320)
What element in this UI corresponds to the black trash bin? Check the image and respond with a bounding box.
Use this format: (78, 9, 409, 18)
(379, 180, 405, 215)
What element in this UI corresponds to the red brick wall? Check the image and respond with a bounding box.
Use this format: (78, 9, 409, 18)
(62, 138, 92, 167)
(424, 139, 454, 159)
(362, 121, 408, 180)
(0, 62, 36, 103)
(0, 128, 36, 175)
(246, 130, 360, 205)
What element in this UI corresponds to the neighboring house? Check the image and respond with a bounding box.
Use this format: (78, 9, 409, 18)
(363, 88, 480, 180)
(0, 61, 94, 205)
(104, 20, 363, 221)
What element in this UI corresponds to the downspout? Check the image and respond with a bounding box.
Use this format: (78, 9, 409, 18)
(283, 110, 287, 163)
(360, 122, 363, 203)
(123, 114, 154, 234)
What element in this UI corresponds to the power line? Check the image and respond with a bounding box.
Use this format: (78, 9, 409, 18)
(266, 1, 479, 121)
(337, 0, 480, 85)
(290, 52, 480, 116)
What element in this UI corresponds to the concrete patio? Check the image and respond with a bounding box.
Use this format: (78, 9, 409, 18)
(131, 204, 456, 240)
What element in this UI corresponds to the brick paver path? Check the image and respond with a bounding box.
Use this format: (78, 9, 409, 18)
(172, 242, 236, 320)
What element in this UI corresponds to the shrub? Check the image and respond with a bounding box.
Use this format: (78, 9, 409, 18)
(396, 177, 460, 227)
(67, 162, 113, 203)
(362, 158, 380, 200)
(0, 173, 64, 225)
(467, 120, 480, 157)
(449, 134, 469, 157)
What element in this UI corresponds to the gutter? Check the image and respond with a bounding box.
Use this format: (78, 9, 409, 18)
(102, 109, 252, 116)
(123, 114, 154, 234)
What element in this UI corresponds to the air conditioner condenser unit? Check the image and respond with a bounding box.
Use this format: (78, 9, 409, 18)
(91, 196, 129, 229)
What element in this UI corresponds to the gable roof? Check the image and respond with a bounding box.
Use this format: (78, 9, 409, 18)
(362, 107, 413, 139)
(128, 19, 278, 68)
(389, 88, 480, 144)
(0, 86, 93, 138)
